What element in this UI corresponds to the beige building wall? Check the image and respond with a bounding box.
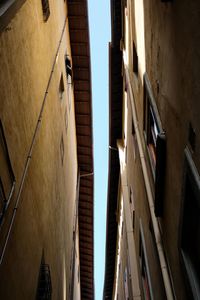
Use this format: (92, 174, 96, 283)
(121, 0, 200, 299)
(0, 1, 79, 299)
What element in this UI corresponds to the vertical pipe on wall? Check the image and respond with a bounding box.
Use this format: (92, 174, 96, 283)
(124, 65, 174, 300)
(0, 14, 69, 266)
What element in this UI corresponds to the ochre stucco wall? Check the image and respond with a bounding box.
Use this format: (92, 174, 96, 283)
(0, 1, 78, 299)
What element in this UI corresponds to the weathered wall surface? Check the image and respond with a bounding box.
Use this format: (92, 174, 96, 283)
(0, 0, 78, 299)
(124, 0, 200, 299)
(143, 1, 200, 299)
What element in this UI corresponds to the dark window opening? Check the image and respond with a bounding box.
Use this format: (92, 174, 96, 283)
(60, 134, 64, 165)
(133, 42, 138, 74)
(65, 56, 72, 81)
(0, 120, 15, 223)
(180, 148, 200, 299)
(143, 74, 166, 217)
(144, 100, 159, 170)
(139, 221, 153, 300)
(59, 73, 64, 100)
(36, 255, 52, 300)
(132, 120, 135, 136)
(143, 77, 159, 171)
(41, 0, 50, 22)
(143, 74, 164, 172)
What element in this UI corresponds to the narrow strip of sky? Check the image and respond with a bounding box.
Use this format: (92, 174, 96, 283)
(88, 1, 111, 299)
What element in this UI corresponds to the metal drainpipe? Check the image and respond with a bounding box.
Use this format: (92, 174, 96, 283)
(0, 14, 68, 265)
(124, 64, 174, 300)
(70, 172, 80, 300)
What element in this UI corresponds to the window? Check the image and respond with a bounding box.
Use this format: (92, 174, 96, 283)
(0, 120, 15, 223)
(143, 77, 161, 171)
(180, 147, 200, 299)
(143, 74, 166, 217)
(36, 256, 52, 300)
(65, 56, 73, 111)
(60, 134, 64, 165)
(65, 56, 72, 82)
(59, 73, 64, 100)
(133, 42, 138, 75)
(130, 188, 135, 229)
(132, 120, 137, 161)
(139, 220, 153, 300)
(41, 0, 50, 22)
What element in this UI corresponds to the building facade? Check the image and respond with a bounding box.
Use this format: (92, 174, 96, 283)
(104, 1, 200, 299)
(0, 0, 94, 299)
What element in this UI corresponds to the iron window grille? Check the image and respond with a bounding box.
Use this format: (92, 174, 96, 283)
(0, 120, 15, 224)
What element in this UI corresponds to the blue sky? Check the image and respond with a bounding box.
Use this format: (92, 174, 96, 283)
(88, 1, 111, 299)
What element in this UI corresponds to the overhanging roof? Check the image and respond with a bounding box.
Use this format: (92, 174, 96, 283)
(68, 1, 94, 299)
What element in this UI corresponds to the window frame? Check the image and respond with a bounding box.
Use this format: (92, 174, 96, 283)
(133, 41, 138, 75)
(41, 0, 50, 22)
(179, 147, 200, 299)
(143, 73, 166, 217)
(59, 73, 65, 100)
(139, 219, 154, 300)
(65, 55, 73, 111)
(143, 74, 163, 176)
(0, 120, 15, 223)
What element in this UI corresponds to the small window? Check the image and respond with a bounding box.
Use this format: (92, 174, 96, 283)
(180, 147, 200, 299)
(41, 0, 50, 22)
(60, 134, 64, 165)
(65, 56, 73, 110)
(130, 188, 135, 229)
(36, 255, 52, 300)
(133, 42, 138, 75)
(143, 73, 165, 172)
(139, 220, 153, 300)
(65, 56, 72, 82)
(0, 120, 15, 223)
(132, 120, 137, 161)
(143, 74, 166, 216)
(59, 73, 64, 100)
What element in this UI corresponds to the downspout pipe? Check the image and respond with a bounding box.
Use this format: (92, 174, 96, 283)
(124, 64, 174, 300)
